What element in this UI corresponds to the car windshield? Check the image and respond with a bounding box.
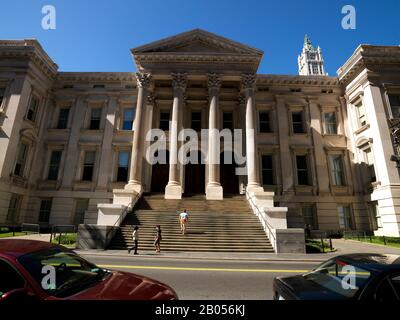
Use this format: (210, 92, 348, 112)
(303, 258, 372, 298)
(18, 247, 109, 298)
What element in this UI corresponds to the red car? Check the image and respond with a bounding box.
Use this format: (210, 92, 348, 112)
(0, 239, 178, 301)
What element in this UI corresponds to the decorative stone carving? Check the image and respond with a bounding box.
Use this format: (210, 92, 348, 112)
(146, 93, 155, 105)
(207, 73, 221, 91)
(241, 73, 256, 90)
(135, 72, 152, 88)
(171, 73, 187, 91)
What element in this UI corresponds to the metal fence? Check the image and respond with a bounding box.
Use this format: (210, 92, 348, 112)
(50, 225, 77, 245)
(21, 223, 40, 234)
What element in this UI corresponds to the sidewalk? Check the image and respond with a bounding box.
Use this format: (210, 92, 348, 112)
(75, 239, 400, 262)
(3, 234, 400, 262)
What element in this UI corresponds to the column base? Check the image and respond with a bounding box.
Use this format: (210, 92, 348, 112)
(124, 182, 143, 194)
(206, 184, 223, 200)
(246, 184, 264, 195)
(165, 184, 182, 199)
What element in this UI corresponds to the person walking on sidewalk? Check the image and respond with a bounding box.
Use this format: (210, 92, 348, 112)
(154, 225, 162, 253)
(128, 226, 139, 255)
(179, 209, 189, 235)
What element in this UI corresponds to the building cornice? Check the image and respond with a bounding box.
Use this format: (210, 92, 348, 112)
(0, 39, 58, 80)
(337, 45, 400, 86)
(56, 72, 137, 84)
(256, 75, 339, 87)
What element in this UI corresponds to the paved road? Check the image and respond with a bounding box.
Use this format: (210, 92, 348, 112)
(81, 254, 318, 299)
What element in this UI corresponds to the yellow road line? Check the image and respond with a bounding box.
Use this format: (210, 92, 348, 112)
(98, 264, 309, 273)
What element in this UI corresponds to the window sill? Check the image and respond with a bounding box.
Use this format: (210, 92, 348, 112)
(47, 128, 70, 134)
(354, 123, 370, 135)
(73, 180, 95, 191)
(80, 129, 104, 134)
(37, 180, 60, 190)
(10, 174, 27, 187)
(294, 185, 314, 195)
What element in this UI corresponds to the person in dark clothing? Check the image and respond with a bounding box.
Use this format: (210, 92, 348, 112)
(128, 226, 139, 255)
(154, 225, 162, 253)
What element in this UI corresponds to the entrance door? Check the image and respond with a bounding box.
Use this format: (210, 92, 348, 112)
(184, 151, 205, 194)
(150, 150, 169, 193)
(220, 151, 239, 195)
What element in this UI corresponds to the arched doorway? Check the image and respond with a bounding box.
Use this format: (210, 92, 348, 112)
(151, 150, 169, 193)
(220, 151, 239, 195)
(184, 150, 205, 195)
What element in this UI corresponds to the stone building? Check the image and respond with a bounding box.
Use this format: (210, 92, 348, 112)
(0, 29, 399, 237)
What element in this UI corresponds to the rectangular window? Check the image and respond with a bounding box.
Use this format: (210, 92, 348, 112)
(296, 155, 310, 185)
(191, 111, 202, 132)
(47, 151, 62, 181)
(38, 199, 52, 223)
(57, 108, 70, 129)
(312, 63, 319, 74)
(329, 155, 345, 186)
(89, 108, 102, 130)
(14, 142, 29, 177)
(259, 111, 271, 133)
(159, 112, 170, 131)
(389, 94, 400, 118)
(117, 151, 129, 182)
(27, 96, 39, 122)
(7, 194, 21, 223)
(292, 111, 304, 133)
(74, 199, 89, 225)
(324, 112, 337, 134)
(338, 205, 354, 230)
(302, 206, 318, 230)
(363, 147, 376, 183)
(368, 202, 382, 231)
(355, 101, 367, 127)
(222, 112, 233, 131)
(0, 87, 5, 107)
(261, 155, 274, 185)
(122, 108, 135, 130)
(82, 151, 95, 181)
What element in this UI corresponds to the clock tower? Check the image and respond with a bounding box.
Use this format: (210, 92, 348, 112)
(298, 35, 327, 76)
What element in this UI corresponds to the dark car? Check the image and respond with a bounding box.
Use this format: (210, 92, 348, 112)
(0, 239, 178, 301)
(273, 253, 400, 300)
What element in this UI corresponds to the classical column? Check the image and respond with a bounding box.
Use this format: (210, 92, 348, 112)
(96, 96, 117, 191)
(165, 73, 187, 199)
(206, 73, 223, 200)
(242, 74, 263, 193)
(125, 72, 152, 193)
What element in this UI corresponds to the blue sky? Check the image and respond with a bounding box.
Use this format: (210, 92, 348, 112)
(0, 0, 399, 75)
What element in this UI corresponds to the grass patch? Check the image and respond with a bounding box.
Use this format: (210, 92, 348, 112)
(0, 232, 26, 238)
(345, 235, 400, 248)
(51, 233, 77, 248)
(306, 239, 335, 253)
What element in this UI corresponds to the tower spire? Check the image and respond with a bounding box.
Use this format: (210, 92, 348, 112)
(298, 35, 327, 76)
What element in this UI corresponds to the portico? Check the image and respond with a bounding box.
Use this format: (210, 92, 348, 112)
(124, 29, 265, 200)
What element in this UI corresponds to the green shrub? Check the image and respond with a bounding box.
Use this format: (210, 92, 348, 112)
(53, 233, 77, 245)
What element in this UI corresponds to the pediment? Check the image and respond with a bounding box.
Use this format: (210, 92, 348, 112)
(131, 29, 263, 73)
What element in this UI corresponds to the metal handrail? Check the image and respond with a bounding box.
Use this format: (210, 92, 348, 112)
(245, 190, 276, 242)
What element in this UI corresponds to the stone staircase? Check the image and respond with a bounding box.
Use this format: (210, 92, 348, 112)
(108, 194, 274, 253)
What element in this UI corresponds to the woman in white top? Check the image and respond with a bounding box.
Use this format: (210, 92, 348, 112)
(179, 209, 189, 235)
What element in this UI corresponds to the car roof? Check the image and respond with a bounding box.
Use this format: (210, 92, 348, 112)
(335, 253, 400, 272)
(0, 239, 62, 258)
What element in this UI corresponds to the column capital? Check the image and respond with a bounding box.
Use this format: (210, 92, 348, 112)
(241, 73, 257, 91)
(171, 72, 187, 91)
(207, 73, 221, 91)
(135, 72, 152, 89)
